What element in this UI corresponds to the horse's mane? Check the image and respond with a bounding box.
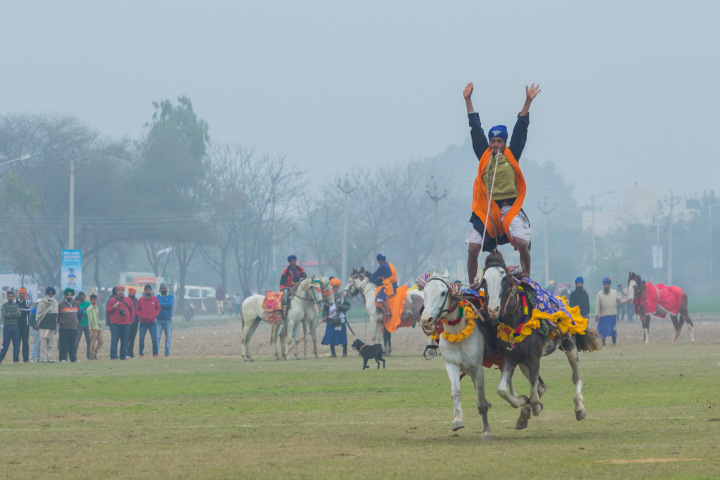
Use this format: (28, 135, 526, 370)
(484, 249, 506, 269)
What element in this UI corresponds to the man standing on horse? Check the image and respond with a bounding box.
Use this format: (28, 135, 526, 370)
(463, 82, 541, 283)
(368, 253, 397, 318)
(279, 254, 307, 319)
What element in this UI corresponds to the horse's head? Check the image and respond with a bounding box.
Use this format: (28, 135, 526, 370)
(481, 250, 509, 320)
(627, 271, 643, 300)
(419, 273, 461, 331)
(318, 276, 335, 306)
(344, 268, 367, 298)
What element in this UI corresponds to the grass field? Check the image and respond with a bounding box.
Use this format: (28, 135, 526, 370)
(1, 318, 719, 479)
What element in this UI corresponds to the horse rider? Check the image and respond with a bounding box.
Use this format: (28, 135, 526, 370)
(368, 253, 397, 318)
(463, 82, 541, 283)
(279, 254, 307, 318)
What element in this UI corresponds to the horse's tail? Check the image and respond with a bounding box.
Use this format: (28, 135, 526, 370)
(576, 328, 603, 352)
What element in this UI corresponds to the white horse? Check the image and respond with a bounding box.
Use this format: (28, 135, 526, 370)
(240, 276, 332, 361)
(283, 275, 334, 360)
(419, 273, 492, 439)
(343, 267, 424, 354)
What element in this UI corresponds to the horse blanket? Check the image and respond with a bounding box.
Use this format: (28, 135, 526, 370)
(634, 281, 683, 317)
(262, 291, 284, 325)
(375, 284, 409, 332)
(497, 278, 589, 345)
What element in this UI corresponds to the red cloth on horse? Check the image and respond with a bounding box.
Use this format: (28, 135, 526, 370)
(262, 291, 284, 325)
(634, 282, 683, 317)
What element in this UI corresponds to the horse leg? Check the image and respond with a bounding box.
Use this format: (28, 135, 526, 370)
(670, 314, 684, 344)
(270, 323, 279, 359)
(497, 359, 529, 409)
(681, 295, 694, 342)
(242, 318, 261, 361)
(279, 321, 288, 359)
(642, 314, 651, 344)
(309, 319, 319, 359)
(515, 363, 547, 429)
(470, 367, 492, 440)
(564, 347, 586, 421)
(301, 321, 308, 359)
(445, 362, 465, 431)
(527, 359, 543, 417)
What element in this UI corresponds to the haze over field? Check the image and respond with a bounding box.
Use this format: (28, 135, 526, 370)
(2, 0, 717, 205)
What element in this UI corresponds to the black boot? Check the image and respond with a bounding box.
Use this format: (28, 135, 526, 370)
(342, 344, 347, 357)
(330, 345, 337, 358)
(601, 337, 606, 346)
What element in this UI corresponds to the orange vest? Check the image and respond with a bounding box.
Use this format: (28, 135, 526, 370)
(471, 148, 526, 245)
(383, 262, 398, 297)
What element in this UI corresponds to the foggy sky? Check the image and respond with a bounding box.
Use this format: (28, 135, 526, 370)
(2, 0, 717, 208)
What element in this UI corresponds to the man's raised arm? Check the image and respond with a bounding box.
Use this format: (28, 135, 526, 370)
(519, 83, 541, 117)
(464, 82, 489, 160)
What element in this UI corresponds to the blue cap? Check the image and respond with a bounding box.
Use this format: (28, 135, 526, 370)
(376, 253, 386, 261)
(602, 277, 611, 285)
(575, 277, 584, 284)
(488, 125, 508, 142)
(287, 255, 297, 262)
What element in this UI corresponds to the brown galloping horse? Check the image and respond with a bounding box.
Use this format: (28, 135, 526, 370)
(627, 272, 694, 344)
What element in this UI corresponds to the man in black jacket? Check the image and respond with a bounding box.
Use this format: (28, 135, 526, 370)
(568, 277, 590, 319)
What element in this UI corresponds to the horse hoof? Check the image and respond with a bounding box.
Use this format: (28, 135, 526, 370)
(575, 409, 586, 421)
(452, 420, 465, 431)
(532, 402, 543, 416)
(481, 432, 493, 441)
(515, 416, 529, 430)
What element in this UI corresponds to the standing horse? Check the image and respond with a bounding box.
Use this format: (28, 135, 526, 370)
(481, 250, 601, 429)
(240, 276, 332, 361)
(343, 267, 424, 355)
(419, 273, 492, 438)
(627, 272, 694, 344)
(284, 276, 334, 360)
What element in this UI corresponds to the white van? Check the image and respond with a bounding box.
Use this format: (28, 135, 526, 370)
(183, 285, 216, 301)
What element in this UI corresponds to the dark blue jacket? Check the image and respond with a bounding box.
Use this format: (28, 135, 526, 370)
(157, 294, 174, 321)
(369, 263, 394, 287)
(468, 112, 529, 162)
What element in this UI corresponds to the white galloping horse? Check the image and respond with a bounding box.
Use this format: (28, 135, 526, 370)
(419, 273, 492, 439)
(240, 276, 333, 361)
(343, 267, 424, 354)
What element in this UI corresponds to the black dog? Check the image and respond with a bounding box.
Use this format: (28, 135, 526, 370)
(351, 339, 385, 369)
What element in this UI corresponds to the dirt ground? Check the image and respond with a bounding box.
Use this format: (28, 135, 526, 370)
(166, 313, 720, 359)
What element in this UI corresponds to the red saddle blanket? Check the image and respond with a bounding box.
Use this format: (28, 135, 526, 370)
(262, 291, 284, 325)
(634, 282, 683, 317)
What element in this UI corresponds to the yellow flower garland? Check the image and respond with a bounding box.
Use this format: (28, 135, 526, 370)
(442, 318, 475, 343)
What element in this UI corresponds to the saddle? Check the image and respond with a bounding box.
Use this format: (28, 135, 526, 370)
(262, 291, 284, 325)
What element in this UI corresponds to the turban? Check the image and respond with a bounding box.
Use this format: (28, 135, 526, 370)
(18, 288, 27, 294)
(330, 278, 341, 288)
(575, 277, 584, 285)
(602, 277, 612, 285)
(64, 288, 75, 296)
(116, 285, 126, 291)
(159, 282, 168, 289)
(488, 125, 508, 142)
(128, 287, 137, 294)
(46, 286, 56, 295)
(287, 255, 297, 262)
(376, 253, 386, 261)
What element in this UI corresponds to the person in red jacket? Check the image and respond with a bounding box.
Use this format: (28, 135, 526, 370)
(106, 285, 135, 360)
(135, 284, 161, 358)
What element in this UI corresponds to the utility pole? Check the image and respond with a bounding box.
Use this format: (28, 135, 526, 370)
(338, 174, 357, 284)
(69, 155, 75, 249)
(538, 198, 555, 287)
(665, 191, 681, 285)
(426, 176, 447, 272)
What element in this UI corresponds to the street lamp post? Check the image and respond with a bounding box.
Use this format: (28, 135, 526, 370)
(338, 174, 357, 284)
(590, 190, 615, 264)
(426, 176, 447, 272)
(538, 198, 556, 287)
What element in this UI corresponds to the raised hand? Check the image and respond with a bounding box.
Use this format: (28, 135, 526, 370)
(526, 83, 541, 101)
(463, 82, 474, 100)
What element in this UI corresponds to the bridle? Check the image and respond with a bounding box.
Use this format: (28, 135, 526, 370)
(480, 261, 516, 315)
(345, 274, 372, 304)
(421, 277, 461, 325)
